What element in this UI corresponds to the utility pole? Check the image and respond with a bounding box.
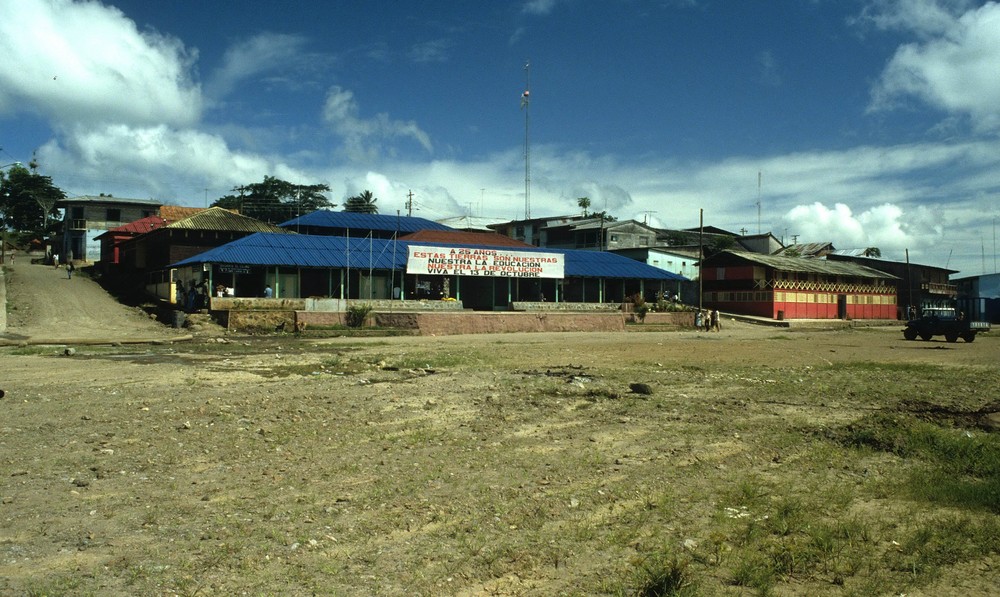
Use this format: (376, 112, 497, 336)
(405, 190, 414, 217)
(698, 209, 704, 314)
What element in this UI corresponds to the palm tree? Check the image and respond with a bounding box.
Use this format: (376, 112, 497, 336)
(344, 190, 378, 214)
(577, 197, 591, 217)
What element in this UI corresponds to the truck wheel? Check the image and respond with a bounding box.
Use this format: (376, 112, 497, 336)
(903, 328, 918, 340)
(963, 333, 976, 343)
(945, 334, 958, 343)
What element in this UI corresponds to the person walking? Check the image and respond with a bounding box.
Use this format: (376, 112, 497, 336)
(711, 308, 721, 332)
(66, 261, 75, 279)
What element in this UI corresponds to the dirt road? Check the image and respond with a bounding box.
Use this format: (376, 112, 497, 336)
(1, 262, 184, 343)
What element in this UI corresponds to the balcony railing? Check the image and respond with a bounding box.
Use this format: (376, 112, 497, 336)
(923, 282, 957, 295)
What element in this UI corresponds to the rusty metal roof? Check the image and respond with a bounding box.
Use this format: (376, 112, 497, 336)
(159, 205, 207, 221)
(165, 206, 287, 233)
(98, 215, 168, 236)
(708, 250, 898, 279)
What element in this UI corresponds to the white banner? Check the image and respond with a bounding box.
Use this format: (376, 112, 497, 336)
(406, 245, 564, 279)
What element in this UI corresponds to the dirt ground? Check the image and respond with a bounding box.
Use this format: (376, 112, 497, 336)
(2, 261, 188, 342)
(2, 262, 999, 595)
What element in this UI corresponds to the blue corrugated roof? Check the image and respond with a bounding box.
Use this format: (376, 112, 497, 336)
(280, 210, 452, 234)
(172, 233, 687, 281)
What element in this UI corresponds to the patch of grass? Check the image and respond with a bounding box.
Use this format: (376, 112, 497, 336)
(632, 553, 697, 596)
(840, 412, 1000, 511)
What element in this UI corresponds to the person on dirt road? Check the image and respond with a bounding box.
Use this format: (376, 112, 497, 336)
(67, 261, 75, 279)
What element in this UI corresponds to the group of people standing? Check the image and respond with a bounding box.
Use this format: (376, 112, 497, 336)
(177, 279, 209, 311)
(695, 308, 722, 332)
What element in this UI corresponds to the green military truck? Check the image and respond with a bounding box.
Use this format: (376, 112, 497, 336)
(903, 307, 991, 343)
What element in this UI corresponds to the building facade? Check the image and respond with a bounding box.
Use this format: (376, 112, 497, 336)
(826, 253, 957, 317)
(702, 250, 898, 320)
(55, 196, 162, 262)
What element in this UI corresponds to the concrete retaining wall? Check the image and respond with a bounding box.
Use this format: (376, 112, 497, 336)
(374, 311, 626, 335)
(312, 298, 463, 311)
(512, 301, 623, 312)
(218, 306, 674, 335)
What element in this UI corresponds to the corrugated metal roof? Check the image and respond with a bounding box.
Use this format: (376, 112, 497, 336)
(172, 233, 687, 280)
(159, 205, 207, 221)
(105, 215, 168, 235)
(280, 210, 451, 234)
(711, 250, 898, 279)
(773, 242, 835, 257)
(167, 206, 287, 233)
(435, 215, 509, 231)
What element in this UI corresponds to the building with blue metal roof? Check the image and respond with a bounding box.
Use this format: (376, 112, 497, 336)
(280, 210, 451, 238)
(171, 232, 686, 310)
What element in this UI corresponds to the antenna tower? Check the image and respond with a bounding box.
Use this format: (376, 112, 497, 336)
(756, 171, 762, 234)
(522, 60, 531, 219)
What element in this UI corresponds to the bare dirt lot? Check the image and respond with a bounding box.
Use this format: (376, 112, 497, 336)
(2, 262, 999, 595)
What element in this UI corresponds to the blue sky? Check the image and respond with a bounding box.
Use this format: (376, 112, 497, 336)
(2, 0, 999, 276)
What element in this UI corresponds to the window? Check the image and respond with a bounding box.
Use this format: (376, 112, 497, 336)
(106, 208, 122, 222)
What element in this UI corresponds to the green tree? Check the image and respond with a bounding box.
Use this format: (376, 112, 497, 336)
(863, 247, 881, 258)
(212, 176, 333, 224)
(577, 196, 591, 217)
(709, 235, 736, 254)
(592, 210, 617, 222)
(0, 163, 66, 241)
(666, 231, 694, 246)
(343, 189, 379, 214)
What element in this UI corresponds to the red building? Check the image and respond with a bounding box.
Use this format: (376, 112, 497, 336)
(96, 215, 168, 269)
(702, 250, 899, 320)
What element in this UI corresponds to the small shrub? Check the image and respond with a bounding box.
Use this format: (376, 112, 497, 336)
(634, 553, 697, 597)
(631, 294, 649, 322)
(345, 303, 373, 328)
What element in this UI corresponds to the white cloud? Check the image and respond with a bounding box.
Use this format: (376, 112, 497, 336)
(781, 201, 925, 251)
(408, 39, 452, 63)
(37, 124, 277, 199)
(322, 86, 433, 160)
(868, 0, 1000, 130)
(0, 0, 201, 127)
(522, 0, 561, 16)
(206, 33, 309, 99)
(756, 50, 781, 86)
(858, 0, 974, 36)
